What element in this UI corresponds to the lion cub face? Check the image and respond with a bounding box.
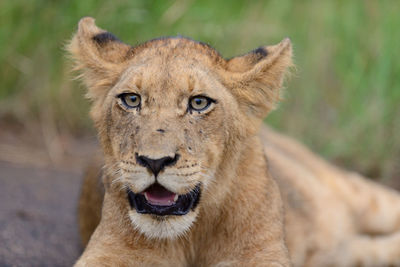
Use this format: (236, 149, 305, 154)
(104, 56, 235, 238)
(69, 17, 292, 239)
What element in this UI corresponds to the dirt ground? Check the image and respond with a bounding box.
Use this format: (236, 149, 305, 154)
(0, 161, 82, 266)
(0, 125, 98, 266)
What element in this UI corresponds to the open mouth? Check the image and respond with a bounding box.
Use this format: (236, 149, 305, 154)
(127, 183, 201, 216)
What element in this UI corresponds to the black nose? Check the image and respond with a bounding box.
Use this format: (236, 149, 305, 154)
(135, 153, 180, 177)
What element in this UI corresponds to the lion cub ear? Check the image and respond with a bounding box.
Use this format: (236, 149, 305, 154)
(223, 38, 293, 120)
(67, 17, 132, 100)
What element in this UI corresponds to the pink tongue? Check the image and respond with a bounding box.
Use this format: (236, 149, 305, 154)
(144, 184, 177, 206)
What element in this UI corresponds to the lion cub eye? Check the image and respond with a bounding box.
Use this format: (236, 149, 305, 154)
(189, 96, 213, 112)
(118, 93, 141, 109)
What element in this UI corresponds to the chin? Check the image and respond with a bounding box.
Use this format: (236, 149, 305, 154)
(126, 183, 202, 239)
(128, 210, 199, 239)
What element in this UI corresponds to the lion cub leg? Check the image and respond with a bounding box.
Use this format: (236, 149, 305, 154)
(313, 232, 400, 267)
(78, 160, 104, 246)
(345, 173, 400, 235)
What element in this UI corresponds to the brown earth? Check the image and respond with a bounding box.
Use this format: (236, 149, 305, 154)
(0, 123, 97, 266)
(0, 161, 82, 266)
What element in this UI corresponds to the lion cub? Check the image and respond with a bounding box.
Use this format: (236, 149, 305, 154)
(69, 18, 400, 266)
(69, 17, 291, 266)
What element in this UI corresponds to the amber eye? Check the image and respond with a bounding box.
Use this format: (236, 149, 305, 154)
(119, 93, 141, 109)
(189, 96, 213, 112)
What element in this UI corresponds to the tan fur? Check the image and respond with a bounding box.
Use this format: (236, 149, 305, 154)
(69, 17, 291, 266)
(78, 155, 104, 246)
(262, 127, 400, 266)
(69, 18, 400, 266)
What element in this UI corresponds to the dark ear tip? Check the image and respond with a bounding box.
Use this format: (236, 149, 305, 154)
(92, 32, 121, 45)
(253, 47, 268, 57)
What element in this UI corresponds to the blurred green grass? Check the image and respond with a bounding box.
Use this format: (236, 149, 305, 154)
(0, 0, 399, 181)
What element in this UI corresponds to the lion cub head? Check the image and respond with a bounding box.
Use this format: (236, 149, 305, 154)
(69, 17, 292, 239)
